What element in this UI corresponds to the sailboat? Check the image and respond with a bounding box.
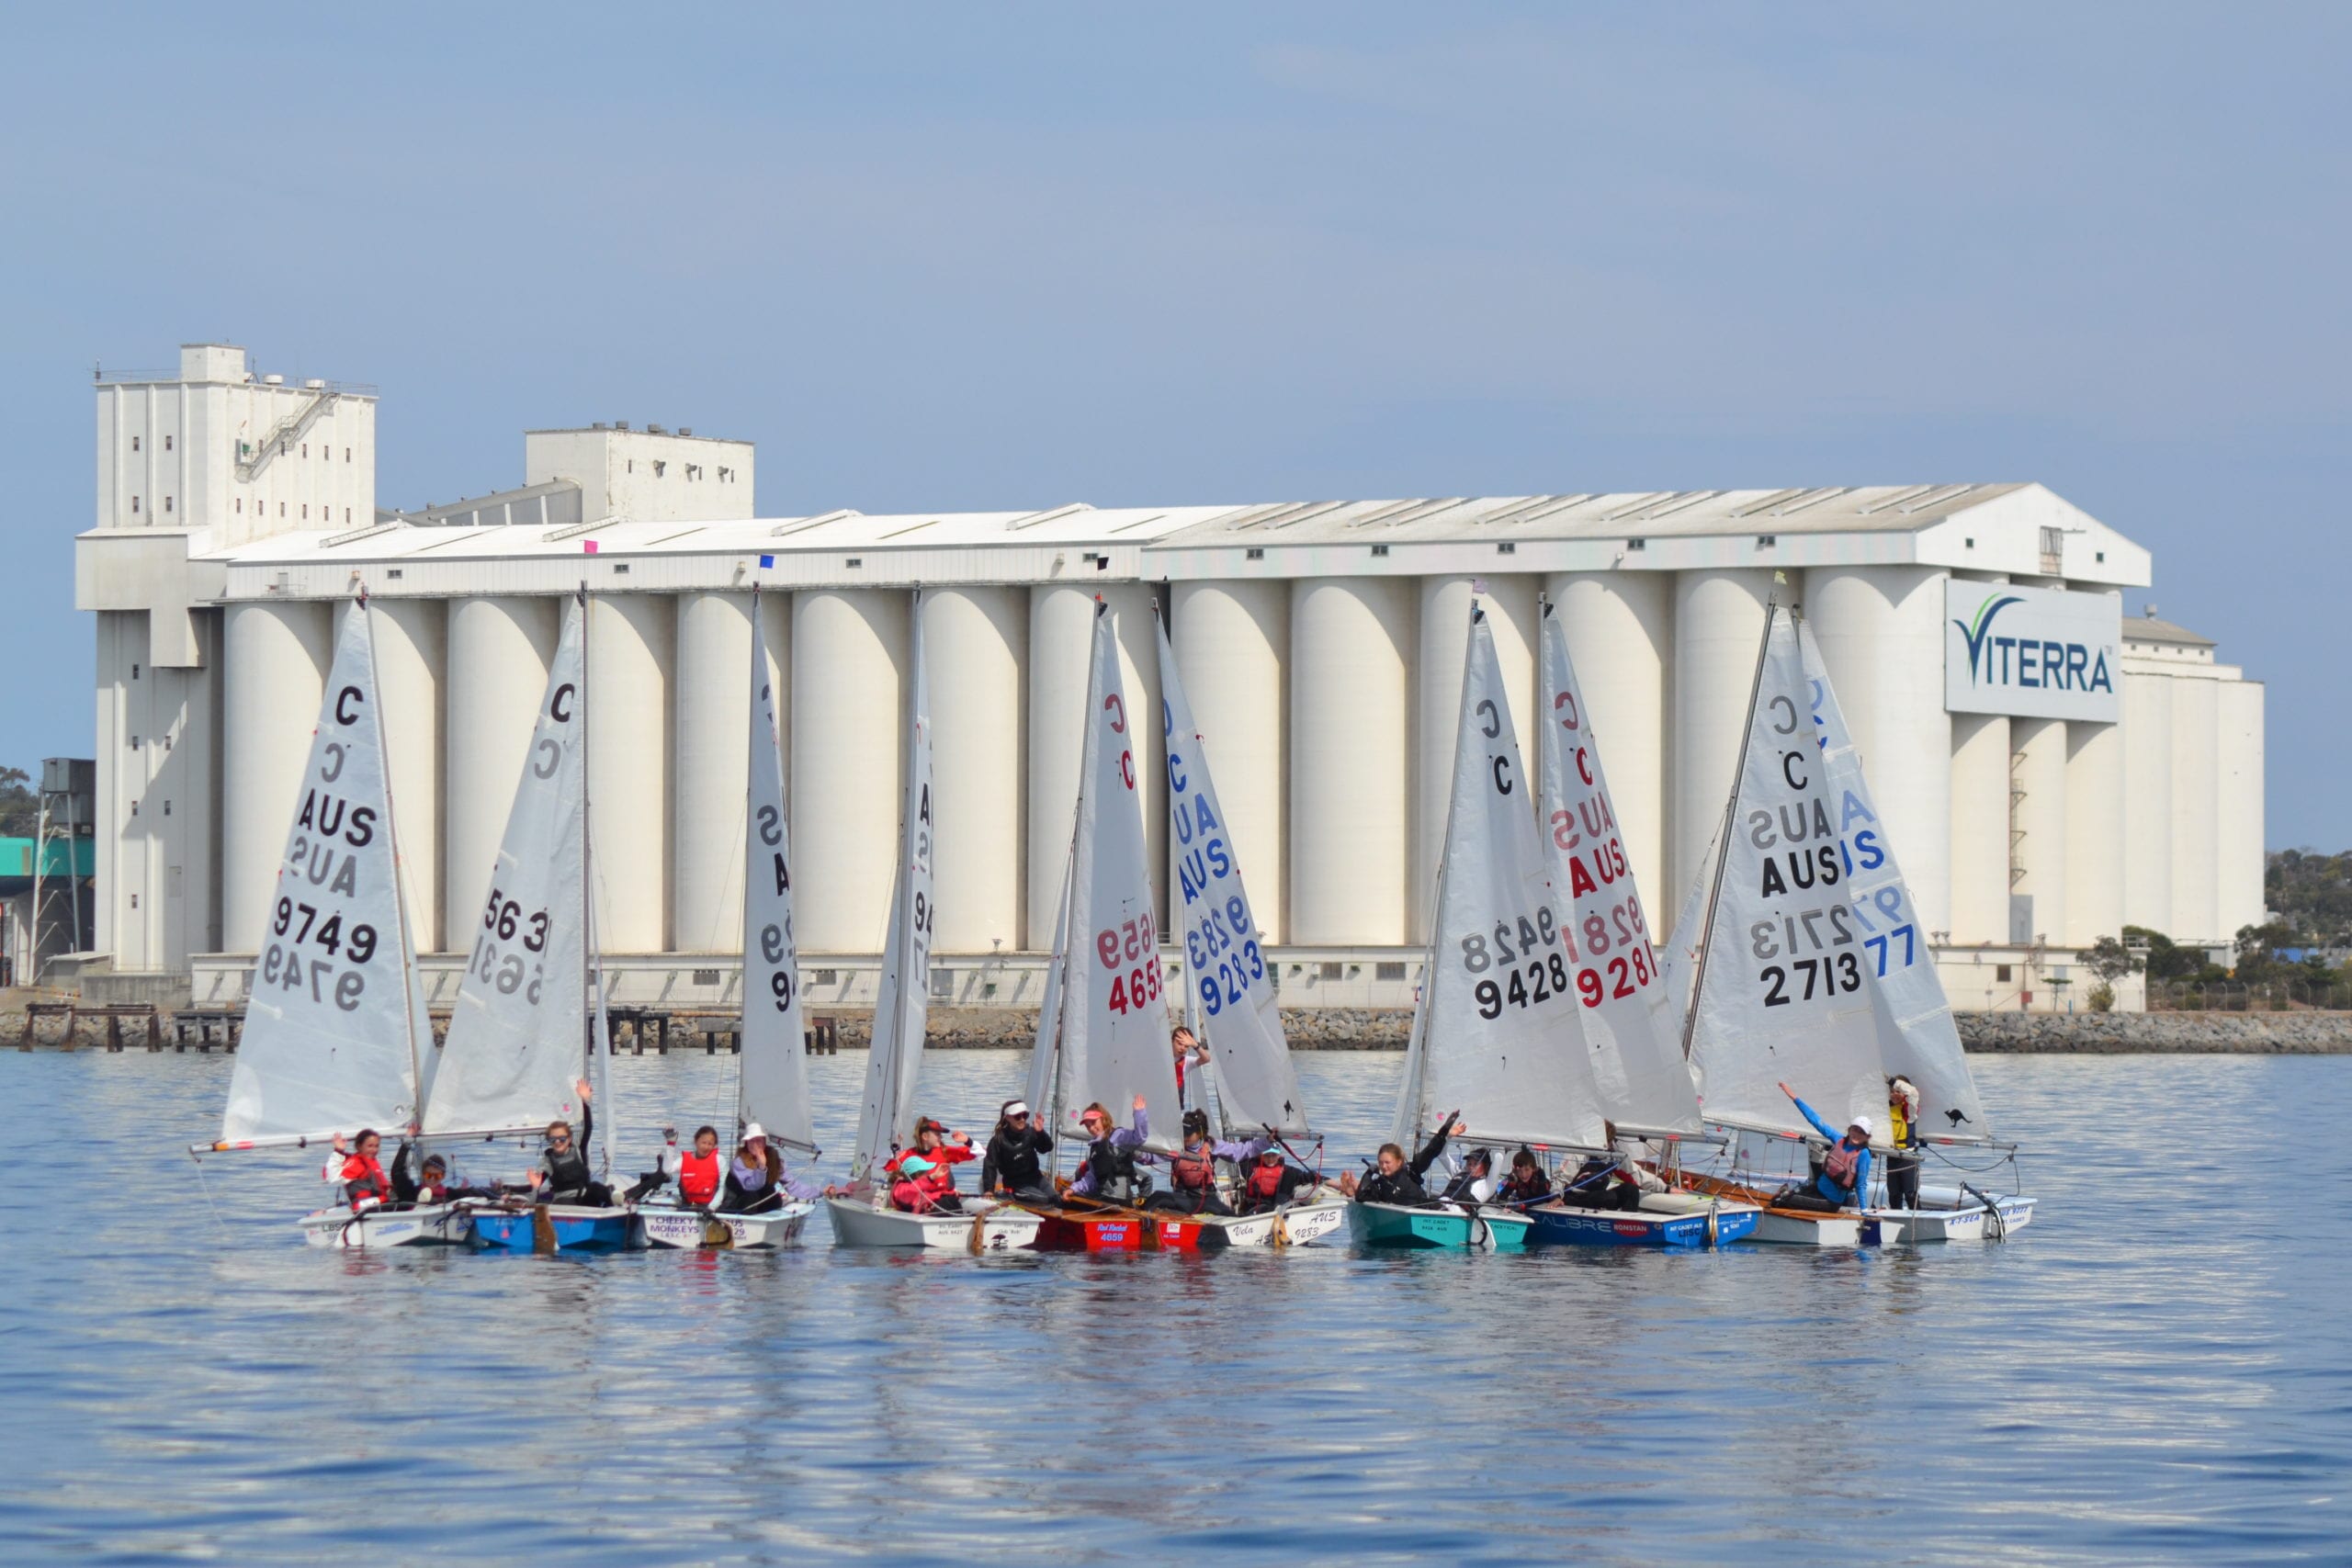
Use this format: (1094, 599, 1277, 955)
(1792, 619, 2035, 1242)
(1154, 610, 1348, 1247)
(823, 593, 1041, 1252)
(1355, 601, 1606, 1249)
(191, 592, 455, 1249)
(1015, 599, 1189, 1251)
(425, 591, 631, 1253)
(1521, 600, 1759, 1249)
(644, 590, 820, 1249)
(1674, 601, 1880, 1245)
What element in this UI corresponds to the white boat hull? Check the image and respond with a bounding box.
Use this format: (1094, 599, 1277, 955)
(640, 1202, 813, 1250)
(1749, 1208, 1864, 1247)
(824, 1197, 1044, 1253)
(299, 1201, 473, 1249)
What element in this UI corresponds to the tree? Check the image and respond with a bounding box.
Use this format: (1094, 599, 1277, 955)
(0, 765, 35, 840)
(2076, 935, 2139, 984)
(2123, 925, 2202, 982)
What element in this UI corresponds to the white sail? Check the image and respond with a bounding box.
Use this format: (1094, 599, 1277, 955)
(1396, 604, 1607, 1153)
(1535, 602, 1700, 1136)
(1686, 606, 1887, 1139)
(740, 597, 818, 1154)
(1659, 824, 1719, 1056)
(1796, 619, 1992, 1141)
(1024, 857, 1072, 1124)
(853, 597, 935, 1180)
(1156, 615, 1308, 1139)
(424, 596, 589, 1138)
(1057, 600, 1184, 1153)
(221, 598, 434, 1145)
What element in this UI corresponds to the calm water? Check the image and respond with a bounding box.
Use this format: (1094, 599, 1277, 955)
(0, 1048, 2343, 1565)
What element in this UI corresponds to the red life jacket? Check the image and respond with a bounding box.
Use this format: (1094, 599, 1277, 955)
(677, 1149, 722, 1206)
(1246, 1160, 1287, 1201)
(341, 1154, 390, 1208)
(1172, 1145, 1216, 1190)
(1822, 1138, 1862, 1190)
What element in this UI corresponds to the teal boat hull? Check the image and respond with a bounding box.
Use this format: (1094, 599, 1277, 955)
(1348, 1201, 1532, 1250)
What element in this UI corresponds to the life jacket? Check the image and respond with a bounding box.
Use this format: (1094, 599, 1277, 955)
(677, 1149, 722, 1206)
(1086, 1136, 1138, 1200)
(1888, 1100, 1914, 1149)
(1821, 1138, 1862, 1193)
(1246, 1161, 1288, 1202)
(1172, 1145, 1216, 1191)
(544, 1140, 591, 1195)
(341, 1155, 390, 1208)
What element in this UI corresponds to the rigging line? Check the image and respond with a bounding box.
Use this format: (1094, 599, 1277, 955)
(1679, 598, 1781, 1064)
(187, 1151, 233, 1236)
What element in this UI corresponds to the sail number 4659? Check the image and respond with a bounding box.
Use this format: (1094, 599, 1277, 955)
(1097, 913, 1161, 1015)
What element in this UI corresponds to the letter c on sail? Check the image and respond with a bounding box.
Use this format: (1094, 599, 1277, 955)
(1476, 698, 1500, 740)
(1492, 754, 1515, 795)
(1554, 689, 1579, 731)
(320, 741, 345, 784)
(532, 737, 560, 780)
(1104, 693, 1126, 734)
(334, 685, 364, 726)
(1781, 750, 1809, 791)
(549, 682, 576, 723)
(1768, 694, 1798, 735)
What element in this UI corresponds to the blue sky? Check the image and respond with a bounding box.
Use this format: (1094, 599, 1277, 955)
(2, 6, 2343, 844)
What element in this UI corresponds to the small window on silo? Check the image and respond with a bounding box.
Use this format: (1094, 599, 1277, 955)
(164, 434, 173, 451)
(131, 435, 141, 452)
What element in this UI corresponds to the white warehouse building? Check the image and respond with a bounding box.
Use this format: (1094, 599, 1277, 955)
(77, 344, 2264, 1012)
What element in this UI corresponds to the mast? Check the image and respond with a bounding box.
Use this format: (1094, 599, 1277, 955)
(365, 587, 432, 1124)
(579, 581, 611, 1180)
(1677, 597, 1780, 1064)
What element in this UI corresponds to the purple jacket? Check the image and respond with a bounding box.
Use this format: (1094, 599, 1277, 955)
(1068, 1108, 1149, 1196)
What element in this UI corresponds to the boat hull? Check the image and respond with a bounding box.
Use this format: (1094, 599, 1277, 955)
(1526, 1194, 1761, 1249)
(640, 1202, 812, 1250)
(1348, 1201, 1532, 1250)
(824, 1199, 1044, 1253)
(1870, 1191, 2038, 1244)
(469, 1204, 637, 1253)
(299, 1201, 474, 1249)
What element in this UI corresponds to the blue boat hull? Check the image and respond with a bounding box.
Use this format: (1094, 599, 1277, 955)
(1348, 1201, 1532, 1250)
(1526, 1200, 1760, 1249)
(469, 1206, 636, 1253)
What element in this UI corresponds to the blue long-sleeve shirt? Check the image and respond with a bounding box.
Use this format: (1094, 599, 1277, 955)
(1790, 1096, 1871, 1208)
(1068, 1108, 1148, 1196)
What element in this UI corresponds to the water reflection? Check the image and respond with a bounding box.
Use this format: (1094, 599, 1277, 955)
(0, 1049, 2346, 1563)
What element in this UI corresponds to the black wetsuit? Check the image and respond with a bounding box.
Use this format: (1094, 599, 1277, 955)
(981, 1124, 1056, 1203)
(1353, 1118, 1456, 1207)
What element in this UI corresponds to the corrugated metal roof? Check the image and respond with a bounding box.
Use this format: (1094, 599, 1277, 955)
(2123, 615, 2215, 649)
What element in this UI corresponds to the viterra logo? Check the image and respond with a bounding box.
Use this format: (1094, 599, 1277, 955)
(1951, 592, 2114, 694)
(1954, 593, 2024, 681)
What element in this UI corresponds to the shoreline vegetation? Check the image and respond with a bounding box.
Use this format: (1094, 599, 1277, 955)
(8, 1002, 2350, 1054)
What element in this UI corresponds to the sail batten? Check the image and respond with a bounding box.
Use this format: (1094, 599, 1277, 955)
(739, 595, 817, 1152)
(1687, 606, 1888, 1136)
(223, 599, 435, 1145)
(1396, 604, 1606, 1152)
(1536, 603, 1701, 1134)
(1156, 614, 1309, 1139)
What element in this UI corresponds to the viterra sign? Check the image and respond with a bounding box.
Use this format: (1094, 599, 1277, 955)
(1942, 581, 2121, 722)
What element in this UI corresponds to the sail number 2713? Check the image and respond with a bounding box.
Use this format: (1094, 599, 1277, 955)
(1097, 912, 1161, 1014)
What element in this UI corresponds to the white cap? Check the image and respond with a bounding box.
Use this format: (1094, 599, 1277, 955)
(741, 1122, 767, 1144)
(1004, 1100, 1031, 1118)
(1849, 1114, 1875, 1139)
